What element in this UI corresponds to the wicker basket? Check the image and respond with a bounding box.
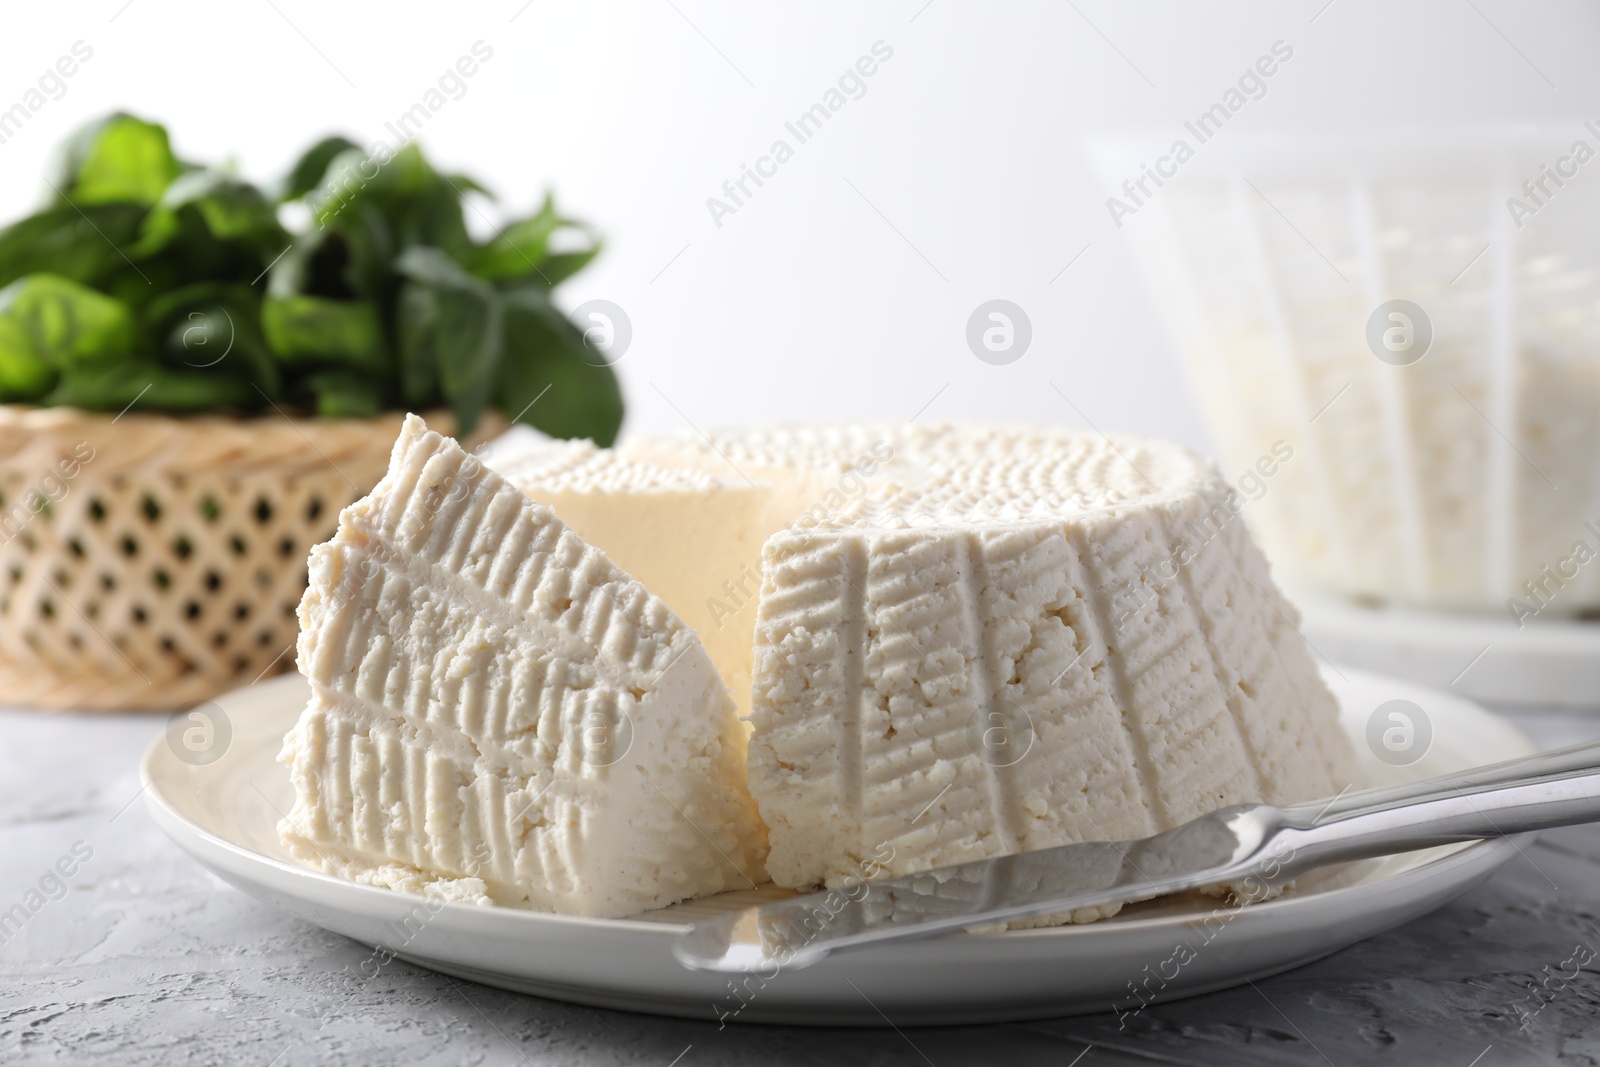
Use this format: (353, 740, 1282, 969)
(0, 405, 500, 711)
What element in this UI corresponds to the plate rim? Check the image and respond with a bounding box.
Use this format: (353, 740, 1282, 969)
(1286, 581, 1600, 651)
(140, 667, 1538, 948)
(146, 771, 1530, 946)
(1287, 582, 1600, 707)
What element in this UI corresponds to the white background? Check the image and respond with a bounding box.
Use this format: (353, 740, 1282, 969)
(2, 0, 1598, 455)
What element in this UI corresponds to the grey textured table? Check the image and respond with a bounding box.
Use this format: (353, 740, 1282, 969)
(4, 703, 1599, 1067)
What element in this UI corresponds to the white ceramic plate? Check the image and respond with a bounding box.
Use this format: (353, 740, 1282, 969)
(143, 667, 1534, 1026)
(1288, 583, 1600, 709)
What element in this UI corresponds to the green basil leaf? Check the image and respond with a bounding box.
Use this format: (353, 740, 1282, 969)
(394, 283, 440, 408)
(164, 306, 282, 397)
(281, 135, 360, 202)
(470, 198, 600, 287)
(262, 295, 387, 372)
(367, 142, 434, 199)
(116, 206, 279, 312)
(338, 202, 397, 300)
(309, 145, 471, 259)
(299, 370, 383, 418)
(143, 282, 283, 397)
(395, 246, 501, 433)
(400, 177, 473, 260)
(51, 114, 182, 207)
(497, 287, 622, 446)
(393, 244, 474, 288)
(529, 244, 603, 290)
(136, 170, 285, 258)
(468, 196, 560, 282)
(0, 204, 146, 290)
(304, 147, 374, 227)
(142, 281, 252, 331)
(307, 143, 433, 228)
(46, 360, 255, 413)
(0, 324, 55, 401)
(0, 275, 137, 399)
(447, 173, 495, 199)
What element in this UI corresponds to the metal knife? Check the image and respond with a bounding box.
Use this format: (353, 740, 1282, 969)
(674, 738, 1600, 973)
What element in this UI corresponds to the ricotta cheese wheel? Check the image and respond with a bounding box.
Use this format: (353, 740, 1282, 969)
(278, 416, 768, 917)
(498, 423, 1358, 894)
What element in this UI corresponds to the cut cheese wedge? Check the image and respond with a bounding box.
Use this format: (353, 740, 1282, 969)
(277, 415, 767, 917)
(489, 439, 796, 723)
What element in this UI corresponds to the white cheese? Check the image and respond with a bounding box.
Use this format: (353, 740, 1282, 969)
(1128, 181, 1600, 612)
(489, 438, 803, 721)
(496, 423, 1356, 895)
(284, 417, 1353, 919)
(277, 416, 768, 918)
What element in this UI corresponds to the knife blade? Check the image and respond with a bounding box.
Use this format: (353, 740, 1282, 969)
(674, 803, 1281, 973)
(674, 737, 1600, 973)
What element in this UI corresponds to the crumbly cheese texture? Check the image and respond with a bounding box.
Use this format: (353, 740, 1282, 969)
(1131, 182, 1600, 611)
(277, 416, 767, 918)
(495, 423, 1358, 896)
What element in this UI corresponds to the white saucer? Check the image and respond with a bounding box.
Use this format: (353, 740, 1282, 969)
(143, 667, 1534, 1026)
(1288, 584, 1600, 709)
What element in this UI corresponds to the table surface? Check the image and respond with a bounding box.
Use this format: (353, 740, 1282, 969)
(4, 700, 1600, 1067)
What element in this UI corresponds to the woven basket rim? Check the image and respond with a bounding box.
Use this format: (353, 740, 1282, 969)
(0, 405, 502, 477)
(0, 402, 464, 434)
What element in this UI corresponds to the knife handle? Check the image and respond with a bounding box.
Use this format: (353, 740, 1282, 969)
(1275, 738, 1600, 870)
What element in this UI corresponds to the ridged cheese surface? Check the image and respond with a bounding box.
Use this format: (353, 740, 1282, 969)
(277, 416, 766, 917)
(499, 423, 1357, 895)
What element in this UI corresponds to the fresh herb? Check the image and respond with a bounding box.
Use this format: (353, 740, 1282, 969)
(0, 113, 621, 442)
